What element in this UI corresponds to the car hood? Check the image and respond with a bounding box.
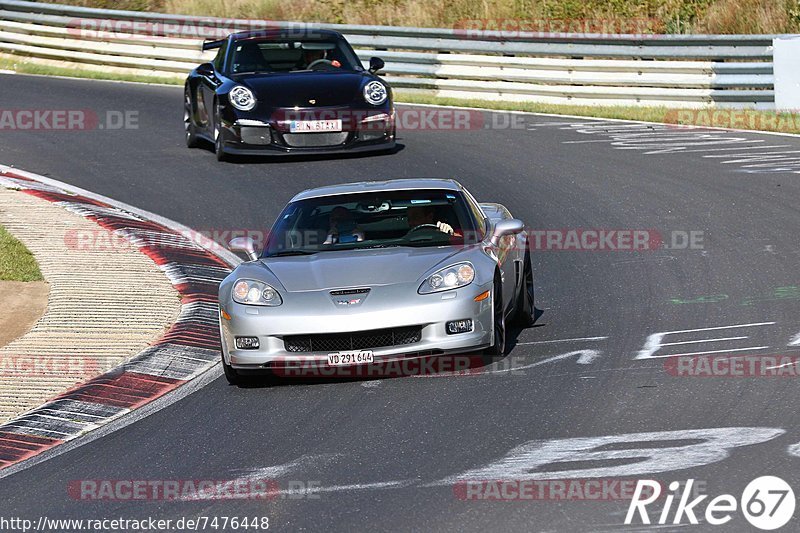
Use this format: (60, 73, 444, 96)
(259, 247, 465, 292)
(234, 71, 371, 108)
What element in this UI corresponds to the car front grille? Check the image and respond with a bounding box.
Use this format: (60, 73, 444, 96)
(283, 326, 422, 353)
(240, 126, 272, 145)
(282, 132, 349, 148)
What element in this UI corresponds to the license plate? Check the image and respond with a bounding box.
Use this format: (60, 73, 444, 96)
(327, 350, 374, 366)
(290, 119, 342, 133)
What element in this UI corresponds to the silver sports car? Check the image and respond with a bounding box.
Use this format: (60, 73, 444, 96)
(218, 178, 534, 384)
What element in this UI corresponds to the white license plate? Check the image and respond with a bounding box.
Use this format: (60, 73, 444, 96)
(327, 350, 374, 366)
(290, 119, 342, 133)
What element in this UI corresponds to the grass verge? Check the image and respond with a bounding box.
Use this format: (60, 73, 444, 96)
(0, 225, 43, 282)
(1, 55, 798, 135)
(0, 56, 183, 85)
(397, 93, 800, 135)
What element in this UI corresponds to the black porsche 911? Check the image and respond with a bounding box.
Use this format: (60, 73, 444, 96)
(184, 29, 395, 161)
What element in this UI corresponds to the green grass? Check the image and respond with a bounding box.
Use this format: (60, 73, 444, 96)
(2, 55, 798, 136)
(0, 56, 183, 85)
(396, 92, 800, 135)
(0, 225, 43, 282)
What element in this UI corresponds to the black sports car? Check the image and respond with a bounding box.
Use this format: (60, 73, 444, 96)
(184, 29, 395, 161)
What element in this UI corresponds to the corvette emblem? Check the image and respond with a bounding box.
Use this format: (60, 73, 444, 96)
(330, 288, 370, 307)
(335, 298, 362, 306)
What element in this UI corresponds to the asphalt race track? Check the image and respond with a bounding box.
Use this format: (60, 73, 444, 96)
(2, 73, 800, 531)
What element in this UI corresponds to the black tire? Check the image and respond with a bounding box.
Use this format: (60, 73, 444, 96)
(213, 102, 230, 162)
(511, 251, 535, 327)
(184, 88, 199, 148)
(221, 352, 241, 385)
(483, 276, 506, 358)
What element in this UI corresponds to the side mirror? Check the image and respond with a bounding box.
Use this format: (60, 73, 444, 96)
(489, 219, 524, 247)
(368, 56, 385, 74)
(229, 237, 258, 261)
(196, 62, 215, 77)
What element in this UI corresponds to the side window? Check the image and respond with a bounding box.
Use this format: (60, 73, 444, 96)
(462, 191, 487, 239)
(213, 41, 228, 71)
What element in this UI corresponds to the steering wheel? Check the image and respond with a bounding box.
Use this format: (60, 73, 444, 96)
(307, 58, 334, 70)
(405, 223, 441, 238)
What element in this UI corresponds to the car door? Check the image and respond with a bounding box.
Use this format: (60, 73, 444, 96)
(197, 40, 227, 133)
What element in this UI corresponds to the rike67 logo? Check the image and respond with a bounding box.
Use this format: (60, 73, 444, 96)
(625, 476, 795, 530)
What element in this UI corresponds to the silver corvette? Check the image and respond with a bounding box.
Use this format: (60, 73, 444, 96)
(218, 178, 534, 384)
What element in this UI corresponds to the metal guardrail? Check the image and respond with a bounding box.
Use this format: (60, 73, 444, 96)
(0, 0, 785, 108)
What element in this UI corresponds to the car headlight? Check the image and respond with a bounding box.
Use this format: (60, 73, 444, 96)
(363, 81, 387, 106)
(419, 262, 475, 294)
(229, 85, 257, 111)
(232, 279, 282, 306)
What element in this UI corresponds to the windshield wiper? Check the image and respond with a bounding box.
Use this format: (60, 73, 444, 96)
(267, 250, 318, 257)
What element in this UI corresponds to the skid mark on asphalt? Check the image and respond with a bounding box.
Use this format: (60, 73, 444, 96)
(526, 120, 800, 174)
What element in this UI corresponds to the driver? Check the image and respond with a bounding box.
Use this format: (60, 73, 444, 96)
(324, 206, 365, 244)
(406, 205, 454, 235)
(301, 48, 326, 68)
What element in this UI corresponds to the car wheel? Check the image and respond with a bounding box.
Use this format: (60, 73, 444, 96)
(214, 103, 230, 162)
(184, 88, 199, 148)
(511, 251, 535, 327)
(484, 276, 506, 358)
(221, 351, 241, 385)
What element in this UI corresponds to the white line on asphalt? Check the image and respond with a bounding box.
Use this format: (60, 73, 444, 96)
(647, 346, 770, 359)
(517, 336, 608, 345)
(660, 336, 749, 347)
(279, 480, 416, 495)
(482, 350, 602, 375)
(659, 322, 776, 335)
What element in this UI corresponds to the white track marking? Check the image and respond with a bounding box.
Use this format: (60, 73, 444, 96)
(660, 336, 748, 347)
(636, 322, 775, 360)
(483, 350, 601, 375)
(788, 442, 800, 458)
(789, 332, 800, 346)
(660, 346, 770, 358)
(180, 455, 339, 501)
(279, 480, 415, 495)
(517, 336, 608, 345)
(434, 427, 785, 484)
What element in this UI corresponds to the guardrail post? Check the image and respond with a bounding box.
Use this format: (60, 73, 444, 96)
(773, 36, 800, 111)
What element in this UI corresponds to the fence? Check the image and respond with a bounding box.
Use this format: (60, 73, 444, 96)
(0, 0, 786, 108)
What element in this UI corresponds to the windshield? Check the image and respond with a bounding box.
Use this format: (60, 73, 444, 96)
(230, 39, 361, 74)
(262, 190, 480, 257)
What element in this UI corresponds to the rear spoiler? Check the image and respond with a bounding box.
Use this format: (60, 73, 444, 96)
(202, 38, 225, 51)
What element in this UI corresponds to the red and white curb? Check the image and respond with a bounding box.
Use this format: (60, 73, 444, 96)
(0, 168, 238, 471)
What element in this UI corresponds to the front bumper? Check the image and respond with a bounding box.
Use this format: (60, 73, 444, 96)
(220, 282, 493, 369)
(220, 107, 396, 156)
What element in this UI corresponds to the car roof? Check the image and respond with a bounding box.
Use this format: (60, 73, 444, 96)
(230, 29, 345, 41)
(291, 179, 464, 201)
